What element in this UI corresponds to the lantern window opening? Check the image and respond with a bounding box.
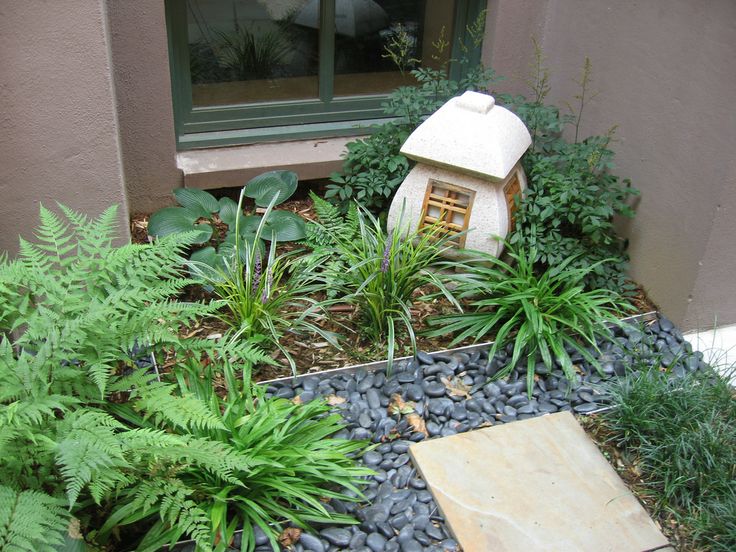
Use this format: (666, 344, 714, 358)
(419, 179, 475, 248)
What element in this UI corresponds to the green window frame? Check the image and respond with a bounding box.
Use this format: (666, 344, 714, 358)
(166, 0, 487, 149)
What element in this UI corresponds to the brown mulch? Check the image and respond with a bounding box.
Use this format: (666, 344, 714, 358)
(580, 415, 701, 551)
(131, 195, 661, 381)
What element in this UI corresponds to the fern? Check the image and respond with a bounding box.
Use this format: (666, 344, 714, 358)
(132, 382, 226, 432)
(0, 486, 69, 552)
(0, 204, 268, 546)
(304, 191, 360, 248)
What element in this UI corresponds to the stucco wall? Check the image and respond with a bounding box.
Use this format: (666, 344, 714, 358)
(484, 0, 736, 330)
(0, 0, 129, 255)
(107, 0, 182, 214)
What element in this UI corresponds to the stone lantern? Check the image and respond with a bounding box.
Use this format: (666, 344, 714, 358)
(387, 91, 532, 257)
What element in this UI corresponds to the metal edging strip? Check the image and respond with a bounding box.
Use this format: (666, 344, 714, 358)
(259, 311, 660, 386)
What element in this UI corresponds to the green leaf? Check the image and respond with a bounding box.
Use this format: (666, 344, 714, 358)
(243, 171, 298, 207)
(173, 188, 219, 218)
(148, 207, 213, 244)
(218, 197, 240, 229)
(261, 211, 306, 242)
(190, 246, 219, 269)
(238, 215, 263, 236)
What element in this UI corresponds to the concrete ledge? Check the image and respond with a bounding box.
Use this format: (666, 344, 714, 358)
(684, 324, 736, 384)
(176, 135, 364, 189)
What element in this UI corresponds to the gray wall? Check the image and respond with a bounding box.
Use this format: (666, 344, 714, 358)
(484, 0, 736, 330)
(0, 0, 130, 254)
(107, 0, 183, 215)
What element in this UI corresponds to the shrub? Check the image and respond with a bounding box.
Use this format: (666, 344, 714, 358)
(319, 205, 459, 370)
(427, 245, 631, 396)
(190, 190, 339, 375)
(501, 50, 640, 292)
(602, 368, 736, 551)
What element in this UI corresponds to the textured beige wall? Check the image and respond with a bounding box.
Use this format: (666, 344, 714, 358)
(0, 0, 130, 255)
(107, 0, 182, 214)
(484, 0, 736, 329)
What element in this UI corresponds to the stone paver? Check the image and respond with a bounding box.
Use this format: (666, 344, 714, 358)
(410, 411, 672, 552)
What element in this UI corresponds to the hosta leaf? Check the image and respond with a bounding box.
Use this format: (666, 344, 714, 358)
(148, 207, 212, 244)
(243, 170, 298, 207)
(221, 233, 265, 261)
(262, 211, 306, 242)
(174, 188, 219, 218)
(190, 246, 218, 268)
(239, 215, 263, 236)
(218, 197, 244, 230)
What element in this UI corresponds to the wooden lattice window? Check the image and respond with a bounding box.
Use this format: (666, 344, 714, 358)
(503, 172, 522, 232)
(419, 179, 476, 247)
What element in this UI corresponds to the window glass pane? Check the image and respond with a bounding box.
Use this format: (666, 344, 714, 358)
(333, 0, 456, 97)
(188, 0, 319, 107)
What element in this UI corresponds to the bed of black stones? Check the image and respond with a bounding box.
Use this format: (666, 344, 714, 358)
(179, 315, 708, 552)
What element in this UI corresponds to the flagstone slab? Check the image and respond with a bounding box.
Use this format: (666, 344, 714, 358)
(409, 411, 672, 552)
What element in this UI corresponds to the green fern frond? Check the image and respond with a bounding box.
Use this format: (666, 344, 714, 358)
(305, 191, 360, 248)
(0, 485, 69, 552)
(55, 411, 129, 507)
(134, 382, 226, 432)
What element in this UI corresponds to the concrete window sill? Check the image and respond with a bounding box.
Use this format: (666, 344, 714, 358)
(176, 136, 364, 189)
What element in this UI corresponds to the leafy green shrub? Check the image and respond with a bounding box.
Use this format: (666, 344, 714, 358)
(148, 170, 306, 268)
(190, 191, 339, 375)
(603, 369, 736, 551)
(320, 205, 459, 370)
(325, 123, 411, 212)
(427, 245, 631, 396)
(326, 11, 497, 213)
(501, 50, 640, 292)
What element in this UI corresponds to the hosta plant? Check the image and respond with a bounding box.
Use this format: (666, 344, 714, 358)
(148, 170, 306, 267)
(427, 244, 633, 396)
(190, 189, 339, 375)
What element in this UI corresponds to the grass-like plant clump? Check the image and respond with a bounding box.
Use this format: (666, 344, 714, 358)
(602, 368, 736, 551)
(427, 245, 631, 396)
(321, 205, 459, 371)
(190, 189, 338, 376)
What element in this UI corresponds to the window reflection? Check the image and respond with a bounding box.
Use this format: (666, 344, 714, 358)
(186, 0, 457, 107)
(188, 0, 319, 107)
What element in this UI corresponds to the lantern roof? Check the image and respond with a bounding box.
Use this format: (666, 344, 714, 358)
(400, 91, 532, 181)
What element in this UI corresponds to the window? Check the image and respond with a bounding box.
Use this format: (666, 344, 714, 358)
(420, 179, 475, 248)
(166, 0, 486, 149)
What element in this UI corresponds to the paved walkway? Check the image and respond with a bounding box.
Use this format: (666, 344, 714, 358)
(410, 412, 673, 552)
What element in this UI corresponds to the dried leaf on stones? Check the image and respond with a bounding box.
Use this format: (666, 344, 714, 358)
(441, 376, 472, 399)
